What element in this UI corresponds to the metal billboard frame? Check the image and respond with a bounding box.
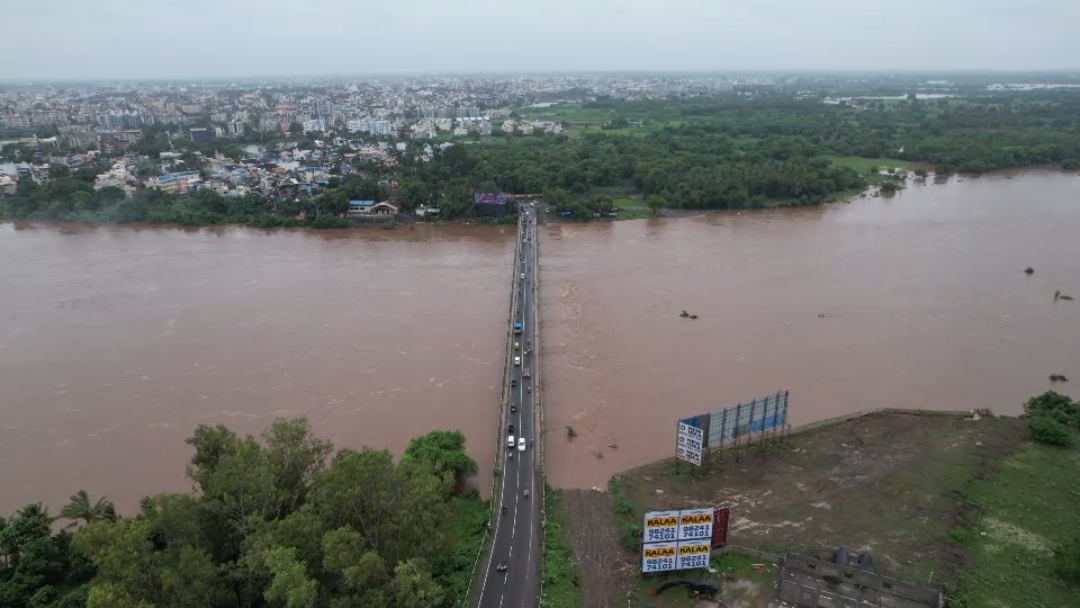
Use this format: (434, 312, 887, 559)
(677, 390, 789, 465)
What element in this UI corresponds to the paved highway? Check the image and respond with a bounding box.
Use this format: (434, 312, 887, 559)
(474, 208, 540, 608)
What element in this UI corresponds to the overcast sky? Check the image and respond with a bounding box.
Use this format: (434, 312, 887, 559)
(1, 0, 1075, 80)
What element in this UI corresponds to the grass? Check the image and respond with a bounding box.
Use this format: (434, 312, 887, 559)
(612, 412, 1026, 593)
(612, 196, 642, 208)
(624, 552, 776, 608)
(953, 434, 1080, 608)
(440, 491, 490, 607)
(541, 485, 585, 608)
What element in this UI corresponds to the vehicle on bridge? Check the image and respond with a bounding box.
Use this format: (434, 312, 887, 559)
(517, 438, 526, 452)
(523, 369, 531, 379)
(514, 356, 521, 366)
(514, 341, 520, 350)
(507, 434, 515, 449)
(514, 321, 522, 335)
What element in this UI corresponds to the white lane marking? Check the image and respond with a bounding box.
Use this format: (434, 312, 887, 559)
(477, 239, 526, 607)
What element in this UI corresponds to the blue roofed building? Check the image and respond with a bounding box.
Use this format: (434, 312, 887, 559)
(348, 199, 376, 214)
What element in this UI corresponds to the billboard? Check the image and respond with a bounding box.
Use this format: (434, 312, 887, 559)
(641, 508, 715, 573)
(676, 422, 704, 466)
(641, 542, 678, 573)
(642, 510, 679, 543)
(473, 192, 506, 205)
(677, 391, 789, 463)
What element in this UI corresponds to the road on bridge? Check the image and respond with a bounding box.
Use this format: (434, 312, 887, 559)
(474, 207, 541, 608)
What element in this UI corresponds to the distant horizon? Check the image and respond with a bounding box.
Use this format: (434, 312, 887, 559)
(3, 68, 1080, 86)
(2, 0, 1075, 81)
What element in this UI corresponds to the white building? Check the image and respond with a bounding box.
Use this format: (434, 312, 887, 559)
(228, 121, 245, 137)
(501, 119, 516, 134)
(453, 126, 468, 136)
(518, 122, 534, 135)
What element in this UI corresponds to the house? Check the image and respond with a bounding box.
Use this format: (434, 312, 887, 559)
(348, 199, 376, 213)
(370, 201, 398, 215)
(518, 122, 534, 135)
(453, 126, 468, 136)
(502, 120, 516, 134)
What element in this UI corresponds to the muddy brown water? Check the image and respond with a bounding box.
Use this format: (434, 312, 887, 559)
(541, 171, 1080, 489)
(0, 223, 515, 515)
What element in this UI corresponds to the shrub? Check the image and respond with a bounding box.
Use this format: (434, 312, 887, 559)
(1061, 158, 1080, 171)
(1025, 391, 1080, 429)
(1054, 536, 1080, 584)
(1028, 415, 1072, 447)
(879, 182, 898, 193)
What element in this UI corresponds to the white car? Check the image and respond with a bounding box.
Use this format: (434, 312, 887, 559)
(514, 356, 521, 366)
(520, 273, 525, 279)
(507, 434, 515, 449)
(517, 437, 526, 452)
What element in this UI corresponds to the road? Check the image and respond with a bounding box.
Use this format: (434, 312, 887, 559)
(474, 207, 541, 608)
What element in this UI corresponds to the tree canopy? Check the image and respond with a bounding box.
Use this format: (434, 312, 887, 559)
(1, 418, 485, 608)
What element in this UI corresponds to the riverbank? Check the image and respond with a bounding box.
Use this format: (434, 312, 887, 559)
(555, 409, 1063, 608)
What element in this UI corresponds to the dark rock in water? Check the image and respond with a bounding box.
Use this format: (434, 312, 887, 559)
(1024, 267, 1035, 275)
(1049, 374, 1069, 382)
(1061, 295, 1074, 301)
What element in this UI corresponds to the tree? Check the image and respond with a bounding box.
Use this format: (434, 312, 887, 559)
(914, 168, 928, 178)
(388, 559, 444, 608)
(262, 546, 318, 608)
(60, 490, 117, 528)
(49, 164, 71, 179)
(646, 194, 665, 217)
(401, 430, 478, 490)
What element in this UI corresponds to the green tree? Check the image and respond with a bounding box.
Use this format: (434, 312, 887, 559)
(401, 430, 478, 490)
(646, 194, 665, 216)
(60, 490, 117, 528)
(49, 163, 71, 179)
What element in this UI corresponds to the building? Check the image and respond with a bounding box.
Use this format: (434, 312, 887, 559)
(190, 127, 213, 143)
(453, 126, 468, 136)
(348, 199, 376, 213)
(105, 112, 142, 129)
(502, 119, 516, 134)
(302, 119, 325, 133)
(518, 122, 534, 135)
(228, 121, 245, 137)
(58, 125, 98, 150)
(97, 130, 143, 153)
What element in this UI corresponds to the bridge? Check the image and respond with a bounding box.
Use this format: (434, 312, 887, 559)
(472, 206, 541, 608)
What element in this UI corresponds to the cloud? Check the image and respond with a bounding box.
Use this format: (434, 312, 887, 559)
(0, 0, 1073, 79)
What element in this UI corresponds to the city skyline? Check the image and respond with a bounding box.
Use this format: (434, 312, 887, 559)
(1, 0, 1075, 80)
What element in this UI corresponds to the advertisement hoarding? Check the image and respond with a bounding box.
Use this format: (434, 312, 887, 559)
(641, 541, 678, 573)
(676, 540, 712, 570)
(677, 508, 714, 541)
(473, 192, 506, 205)
(641, 508, 715, 574)
(642, 510, 679, 543)
(676, 422, 704, 466)
(676, 391, 788, 464)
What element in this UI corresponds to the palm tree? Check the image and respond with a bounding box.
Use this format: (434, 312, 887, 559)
(60, 490, 117, 528)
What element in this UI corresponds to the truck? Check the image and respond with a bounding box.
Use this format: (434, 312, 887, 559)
(513, 321, 523, 335)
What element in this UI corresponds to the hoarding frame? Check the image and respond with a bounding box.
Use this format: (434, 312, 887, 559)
(676, 390, 789, 465)
(641, 508, 715, 574)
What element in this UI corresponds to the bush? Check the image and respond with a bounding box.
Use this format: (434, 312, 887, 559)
(1025, 391, 1080, 429)
(1054, 536, 1080, 584)
(1028, 415, 1072, 447)
(879, 181, 898, 193)
(1061, 158, 1080, 171)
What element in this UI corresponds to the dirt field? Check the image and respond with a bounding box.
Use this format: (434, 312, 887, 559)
(560, 411, 1026, 607)
(561, 489, 635, 608)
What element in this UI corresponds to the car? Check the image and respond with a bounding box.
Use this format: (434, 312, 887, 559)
(496, 562, 507, 572)
(508, 424, 515, 434)
(514, 356, 521, 366)
(514, 342, 520, 351)
(511, 379, 517, 387)
(507, 434, 515, 449)
(520, 273, 525, 279)
(523, 369, 531, 379)
(510, 404, 517, 413)
(517, 437, 526, 452)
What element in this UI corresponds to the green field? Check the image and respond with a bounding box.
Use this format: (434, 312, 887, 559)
(956, 438, 1080, 608)
(517, 104, 612, 123)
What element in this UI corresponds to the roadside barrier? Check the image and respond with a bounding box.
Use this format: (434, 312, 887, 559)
(533, 228, 548, 606)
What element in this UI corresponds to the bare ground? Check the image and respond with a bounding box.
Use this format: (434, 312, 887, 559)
(562, 489, 635, 608)
(561, 411, 1026, 607)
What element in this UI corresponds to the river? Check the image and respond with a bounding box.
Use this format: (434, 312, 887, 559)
(540, 171, 1080, 489)
(3, 171, 1079, 512)
(0, 223, 514, 515)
